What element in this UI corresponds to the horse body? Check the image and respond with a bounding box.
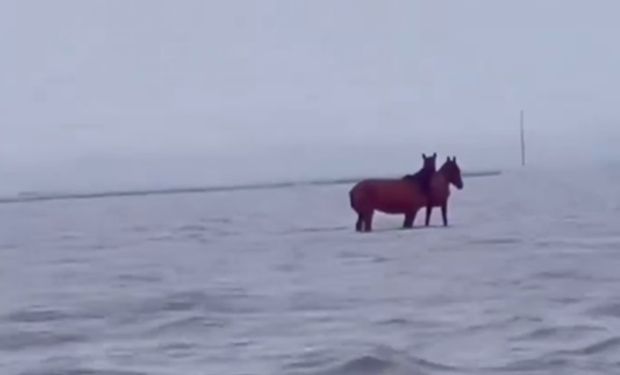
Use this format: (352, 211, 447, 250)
(349, 157, 463, 232)
(350, 178, 425, 217)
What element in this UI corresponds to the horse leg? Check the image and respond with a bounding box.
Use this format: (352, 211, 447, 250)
(363, 211, 374, 232)
(441, 203, 448, 226)
(425, 204, 433, 227)
(355, 214, 363, 232)
(403, 214, 412, 229)
(403, 211, 416, 229)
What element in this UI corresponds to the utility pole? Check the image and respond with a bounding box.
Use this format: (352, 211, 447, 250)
(520, 109, 526, 166)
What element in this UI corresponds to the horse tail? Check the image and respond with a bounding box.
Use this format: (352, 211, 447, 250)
(349, 183, 363, 212)
(349, 188, 357, 210)
(350, 182, 374, 214)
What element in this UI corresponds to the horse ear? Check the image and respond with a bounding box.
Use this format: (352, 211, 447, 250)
(422, 153, 427, 159)
(432, 153, 437, 158)
(453, 156, 457, 162)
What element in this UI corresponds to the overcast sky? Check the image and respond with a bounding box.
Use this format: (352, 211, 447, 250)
(1, 0, 619, 192)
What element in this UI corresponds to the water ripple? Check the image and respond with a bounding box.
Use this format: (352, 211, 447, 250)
(287, 346, 462, 375)
(0, 330, 88, 351)
(513, 325, 605, 341)
(5, 308, 70, 323)
(588, 302, 620, 318)
(560, 337, 620, 356)
(20, 369, 149, 375)
(146, 316, 228, 336)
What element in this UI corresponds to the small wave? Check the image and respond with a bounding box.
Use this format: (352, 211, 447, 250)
(174, 224, 208, 232)
(561, 337, 620, 356)
(4, 308, 70, 323)
(145, 292, 204, 313)
(296, 226, 349, 234)
(548, 296, 582, 305)
(203, 217, 232, 224)
(533, 270, 612, 282)
(274, 226, 349, 236)
(116, 273, 162, 284)
(51, 256, 90, 266)
(467, 237, 522, 246)
(324, 355, 394, 375)
(146, 233, 175, 242)
(290, 346, 459, 375)
(274, 263, 299, 272)
(588, 302, 620, 318)
(288, 292, 353, 312)
(372, 256, 389, 263)
(376, 318, 411, 326)
(155, 341, 200, 359)
(495, 356, 571, 372)
(283, 349, 339, 372)
(142, 291, 233, 314)
(56, 232, 83, 240)
(125, 225, 151, 233)
(535, 270, 581, 280)
(112, 290, 264, 326)
(21, 368, 148, 375)
(2, 307, 103, 327)
(147, 316, 228, 336)
(464, 315, 543, 333)
(158, 341, 196, 351)
(317, 355, 457, 375)
(512, 325, 603, 341)
(0, 330, 88, 351)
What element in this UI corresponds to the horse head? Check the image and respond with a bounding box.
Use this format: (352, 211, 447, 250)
(440, 156, 463, 190)
(421, 152, 437, 172)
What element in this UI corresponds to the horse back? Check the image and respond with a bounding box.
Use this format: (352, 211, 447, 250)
(350, 178, 425, 213)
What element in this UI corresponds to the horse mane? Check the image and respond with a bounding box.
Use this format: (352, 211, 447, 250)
(403, 153, 437, 187)
(438, 160, 453, 174)
(402, 171, 422, 183)
(402, 167, 433, 185)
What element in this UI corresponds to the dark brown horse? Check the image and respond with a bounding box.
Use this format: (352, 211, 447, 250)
(348, 153, 436, 232)
(349, 155, 463, 232)
(424, 156, 463, 227)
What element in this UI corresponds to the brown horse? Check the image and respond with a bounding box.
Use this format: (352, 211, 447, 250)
(349, 156, 463, 232)
(424, 156, 463, 227)
(349, 153, 436, 232)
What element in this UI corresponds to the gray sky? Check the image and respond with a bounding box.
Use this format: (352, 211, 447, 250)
(1, 0, 619, 192)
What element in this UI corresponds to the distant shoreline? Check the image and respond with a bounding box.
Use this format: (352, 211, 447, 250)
(0, 170, 501, 205)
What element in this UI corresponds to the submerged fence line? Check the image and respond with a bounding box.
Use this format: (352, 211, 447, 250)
(0, 170, 501, 205)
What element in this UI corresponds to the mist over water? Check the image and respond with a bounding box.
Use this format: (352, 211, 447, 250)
(2, 1, 620, 194)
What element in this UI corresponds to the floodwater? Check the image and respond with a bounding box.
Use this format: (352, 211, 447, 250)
(1, 167, 620, 375)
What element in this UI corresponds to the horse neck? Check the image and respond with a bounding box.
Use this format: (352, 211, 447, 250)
(434, 165, 452, 187)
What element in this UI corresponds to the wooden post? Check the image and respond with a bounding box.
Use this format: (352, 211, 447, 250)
(520, 110, 526, 166)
